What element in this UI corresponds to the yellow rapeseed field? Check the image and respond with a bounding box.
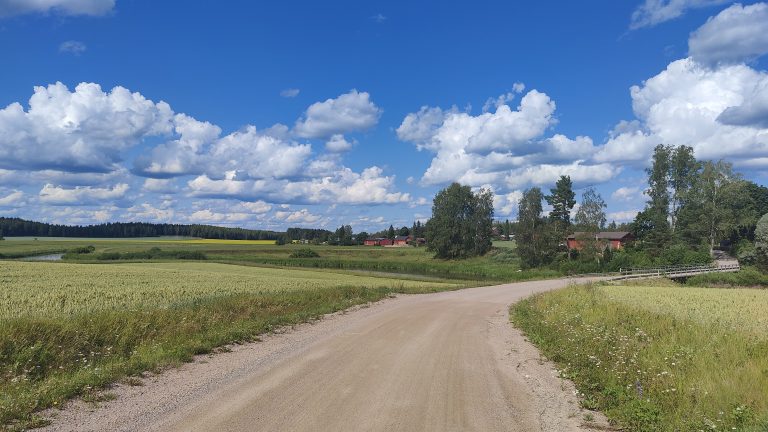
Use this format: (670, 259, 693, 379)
(0, 261, 455, 319)
(166, 239, 277, 245)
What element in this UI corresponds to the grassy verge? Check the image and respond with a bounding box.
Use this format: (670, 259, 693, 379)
(1, 287, 391, 430)
(511, 284, 768, 431)
(686, 267, 768, 287)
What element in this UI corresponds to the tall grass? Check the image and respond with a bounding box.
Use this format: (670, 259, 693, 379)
(214, 255, 558, 281)
(512, 284, 768, 431)
(0, 261, 458, 320)
(0, 261, 463, 429)
(686, 267, 768, 287)
(0, 287, 389, 429)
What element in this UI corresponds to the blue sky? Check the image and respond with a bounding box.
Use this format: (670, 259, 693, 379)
(1, 0, 768, 231)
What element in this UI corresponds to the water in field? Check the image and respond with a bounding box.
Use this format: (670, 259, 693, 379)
(22, 253, 64, 261)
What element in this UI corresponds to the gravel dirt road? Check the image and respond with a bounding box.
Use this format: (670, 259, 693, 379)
(41, 277, 611, 431)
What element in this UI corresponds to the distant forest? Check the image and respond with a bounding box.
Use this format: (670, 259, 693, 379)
(0, 217, 285, 240)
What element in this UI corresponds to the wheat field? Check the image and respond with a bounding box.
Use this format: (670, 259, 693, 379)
(0, 261, 457, 319)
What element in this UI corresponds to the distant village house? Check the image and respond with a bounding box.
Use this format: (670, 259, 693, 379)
(566, 232, 634, 251)
(364, 236, 425, 247)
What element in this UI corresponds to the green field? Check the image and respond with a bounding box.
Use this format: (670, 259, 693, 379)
(491, 240, 516, 249)
(0, 261, 459, 319)
(0, 237, 554, 282)
(0, 258, 464, 429)
(512, 283, 768, 431)
(601, 285, 768, 336)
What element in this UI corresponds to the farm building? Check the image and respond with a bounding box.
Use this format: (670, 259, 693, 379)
(364, 236, 425, 246)
(364, 238, 394, 246)
(363, 237, 392, 246)
(394, 235, 409, 246)
(566, 231, 634, 251)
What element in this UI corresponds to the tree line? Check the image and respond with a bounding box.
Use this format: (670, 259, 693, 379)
(0, 217, 436, 246)
(0, 217, 284, 240)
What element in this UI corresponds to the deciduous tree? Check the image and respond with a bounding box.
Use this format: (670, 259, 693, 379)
(669, 145, 700, 231)
(424, 183, 494, 259)
(574, 187, 607, 232)
(755, 213, 768, 271)
(516, 187, 545, 268)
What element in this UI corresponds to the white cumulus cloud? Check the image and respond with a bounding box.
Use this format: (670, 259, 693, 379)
(607, 209, 641, 223)
(59, 40, 87, 55)
(493, 190, 524, 217)
(0, 0, 115, 17)
(280, 88, 300, 98)
(325, 134, 355, 152)
(0, 82, 173, 173)
(398, 90, 613, 191)
(611, 186, 642, 202)
(142, 178, 178, 193)
(39, 183, 129, 205)
(0, 190, 24, 206)
(689, 2, 768, 66)
(189, 209, 251, 224)
(293, 90, 381, 139)
(123, 203, 175, 222)
(595, 58, 768, 166)
(630, 0, 729, 29)
(275, 208, 321, 224)
(504, 162, 621, 190)
(187, 166, 408, 205)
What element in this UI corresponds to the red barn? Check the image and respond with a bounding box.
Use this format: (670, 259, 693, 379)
(566, 232, 634, 251)
(379, 238, 394, 246)
(393, 235, 409, 246)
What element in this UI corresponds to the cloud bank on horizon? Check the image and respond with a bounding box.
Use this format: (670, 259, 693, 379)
(1, 0, 767, 230)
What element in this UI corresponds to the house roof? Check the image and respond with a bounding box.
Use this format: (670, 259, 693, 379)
(394, 235, 409, 240)
(567, 231, 633, 240)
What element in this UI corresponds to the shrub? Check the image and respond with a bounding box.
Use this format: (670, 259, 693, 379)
(603, 250, 633, 272)
(687, 267, 768, 287)
(289, 248, 320, 258)
(96, 252, 121, 260)
(735, 240, 757, 266)
(558, 258, 600, 275)
(490, 248, 517, 264)
(657, 243, 711, 266)
(95, 249, 206, 261)
(68, 245, 95, 254)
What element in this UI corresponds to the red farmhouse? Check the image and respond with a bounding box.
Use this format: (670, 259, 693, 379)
(566, 232, 634, 251)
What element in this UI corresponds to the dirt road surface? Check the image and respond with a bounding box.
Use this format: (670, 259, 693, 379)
(41, 277, 610, 431)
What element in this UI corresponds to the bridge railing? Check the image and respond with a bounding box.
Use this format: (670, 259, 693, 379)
(616, 262, 740, 280)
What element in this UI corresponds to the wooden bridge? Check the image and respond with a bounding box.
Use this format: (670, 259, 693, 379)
(615, 262, 741, 281)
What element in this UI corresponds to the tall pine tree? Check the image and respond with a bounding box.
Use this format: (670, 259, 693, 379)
(545, 175, 576, 241)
